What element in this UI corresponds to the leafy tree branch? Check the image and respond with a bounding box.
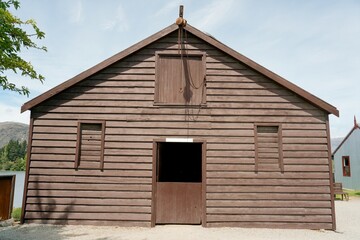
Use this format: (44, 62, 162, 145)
(0, 0, 46, 96)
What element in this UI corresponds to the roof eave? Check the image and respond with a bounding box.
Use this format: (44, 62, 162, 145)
(21, 23, 179, 113)
(332, 125, 360, 155)
(184, 25, 339, 117)
(332, 127, 356, 155)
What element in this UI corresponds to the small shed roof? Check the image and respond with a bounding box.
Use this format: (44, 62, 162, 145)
(332, 118, 360, 155)
(21, 23, 339, 116)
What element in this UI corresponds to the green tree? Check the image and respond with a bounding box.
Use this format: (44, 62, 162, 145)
(0, 139, 27, 170)
(0, 0, 46, 96)
(9, 155, 26, 171)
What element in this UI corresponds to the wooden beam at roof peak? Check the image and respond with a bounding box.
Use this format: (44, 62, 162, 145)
(179, 5, 184, 18)
(176, 5, 187, 27)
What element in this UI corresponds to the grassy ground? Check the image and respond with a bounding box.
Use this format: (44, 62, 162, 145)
(334, 189, 360, 200)
(345, 189, 360, 197)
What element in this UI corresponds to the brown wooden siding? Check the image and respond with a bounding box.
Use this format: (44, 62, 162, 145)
(24, 31, 333, 229)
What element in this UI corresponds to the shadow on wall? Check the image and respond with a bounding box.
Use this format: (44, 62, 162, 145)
(27, 176, 75, 224)
(182, 55, 194, 103)
(0, 177, 85, 240)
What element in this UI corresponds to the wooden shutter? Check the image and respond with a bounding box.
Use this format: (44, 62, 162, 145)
(342, 156, 351, 177)
(155, 53, 205, 105)
(75, 122, 105, 170)
(255, 125, 283, 172)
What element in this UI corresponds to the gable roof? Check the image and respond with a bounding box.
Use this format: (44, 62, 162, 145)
(21, 23, 339, 116)
(332, 123, 360, 155)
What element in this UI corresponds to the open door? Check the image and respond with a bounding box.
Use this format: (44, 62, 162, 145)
(154, 142, 202, 224)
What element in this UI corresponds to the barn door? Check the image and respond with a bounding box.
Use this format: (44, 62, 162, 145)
(0, 175, 15, 220)
(154, 142, 202, 224)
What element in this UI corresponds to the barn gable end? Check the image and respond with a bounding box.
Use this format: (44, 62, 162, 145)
(21, 23, 337, 229)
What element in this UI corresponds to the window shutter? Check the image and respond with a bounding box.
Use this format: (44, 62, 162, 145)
(255, 125, 283, 172)
(75, 122, 105, 170)
(342, 156, 351, 177)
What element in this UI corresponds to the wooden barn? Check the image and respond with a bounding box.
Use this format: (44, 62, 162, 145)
(332, 117, 360, 190)
(21, 14, 339, 229)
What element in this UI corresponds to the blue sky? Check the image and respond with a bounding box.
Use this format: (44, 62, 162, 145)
(1, 0, 359, 138)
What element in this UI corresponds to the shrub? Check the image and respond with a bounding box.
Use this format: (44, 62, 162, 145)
(12, 207, 22, 221)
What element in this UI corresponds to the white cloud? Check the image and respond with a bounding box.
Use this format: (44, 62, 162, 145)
(154, 1, 181, 17)
(69, 0, 84, 24)
(102, 4, 129, 32)
(0, 102, 30, 124)
(188, 0, 235, 32)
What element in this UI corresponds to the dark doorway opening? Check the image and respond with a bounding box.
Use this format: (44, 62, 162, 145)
(157, 142, 202, 182)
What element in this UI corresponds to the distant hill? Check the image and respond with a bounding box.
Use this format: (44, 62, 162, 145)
(0, 122, 29, 148)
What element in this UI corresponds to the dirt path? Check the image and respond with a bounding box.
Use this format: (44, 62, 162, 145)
(1, 198, 359, 240)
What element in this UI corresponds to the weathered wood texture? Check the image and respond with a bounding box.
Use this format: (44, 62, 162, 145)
(24, 31, 333, 229)
(155, 53, 205, 105)
(75, 122, 105, 169)
(255, 125, 283, 172)
(156, 182, 201, 224)
(0, 176, 15, 220)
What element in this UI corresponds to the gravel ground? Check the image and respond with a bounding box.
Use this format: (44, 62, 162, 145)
(1, 198, 359, 240)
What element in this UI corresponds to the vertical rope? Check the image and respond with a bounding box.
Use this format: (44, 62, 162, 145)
(181, 27, 190, 138)
(178, 27, 207, 137)
(183, 29, 205, 121)
(177, 27, 181, 54)
(178, 26, 189, 138)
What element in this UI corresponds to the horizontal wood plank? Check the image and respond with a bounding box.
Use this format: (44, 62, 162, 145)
(26, 204, 151, 213)
(26, 197, 151, 206)
(206, 200, 331, 208)
(206, 193, 331, 201)
(25, 219, 150, 227)
(206, 222, 333, 229)
(207, 178, 330, 186)
(206, 185, 330, 193)
(27, 190, 152, 199)
(28, 175, 152, 184)
(25, 212, 151, 221)
(207, 207, 331, 215)
(206, 214, 332, 223)
(28, 182, 152, 191)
